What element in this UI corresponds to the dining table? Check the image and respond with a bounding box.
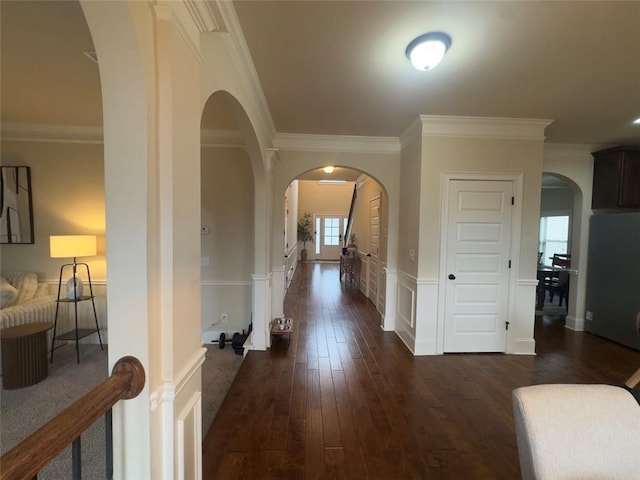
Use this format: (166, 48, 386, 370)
(536, 266, 566, 310)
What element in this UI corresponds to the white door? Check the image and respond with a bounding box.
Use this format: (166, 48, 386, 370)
(315, 215, 345, 260)
(444, 180, 513, 352)
(368, 195, 380, 306)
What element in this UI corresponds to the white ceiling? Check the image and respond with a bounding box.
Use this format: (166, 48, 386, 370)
(1, 1, 639, 147)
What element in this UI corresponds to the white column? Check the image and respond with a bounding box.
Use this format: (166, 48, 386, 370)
(251, 273, 271, 350)
(382, 267, 397, 331)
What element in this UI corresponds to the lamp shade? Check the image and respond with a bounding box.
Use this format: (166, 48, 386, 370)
(50, 235, 97, 259)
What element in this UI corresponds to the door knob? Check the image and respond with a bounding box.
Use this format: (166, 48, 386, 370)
(448, 274, 456, 280)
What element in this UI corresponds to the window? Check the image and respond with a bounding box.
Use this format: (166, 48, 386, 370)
(539, 215, 570, 266)
(324, 217, 340, 245)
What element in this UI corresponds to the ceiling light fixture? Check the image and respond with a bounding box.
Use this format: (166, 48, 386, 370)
(323, 166, 335, 174)
(633, 117, 640, 125)
(406, 32, 451, 71)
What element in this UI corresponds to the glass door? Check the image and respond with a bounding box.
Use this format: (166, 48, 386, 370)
(314, 215, 347, 260)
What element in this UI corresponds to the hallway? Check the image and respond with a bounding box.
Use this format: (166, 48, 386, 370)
(203, 263, 639, 479)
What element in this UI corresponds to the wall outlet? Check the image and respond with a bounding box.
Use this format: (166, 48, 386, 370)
(585, 311, 593, 321)
(409, 249, 415, 261)
(200, 256, 210, 267)
(201, 226, 210, 235)
(221, 313, 228, 323)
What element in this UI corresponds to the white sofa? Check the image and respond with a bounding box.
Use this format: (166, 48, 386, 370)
(1, 272, 60, 374)
(513, 376, 640, 479)
(1, 272, 58, 329)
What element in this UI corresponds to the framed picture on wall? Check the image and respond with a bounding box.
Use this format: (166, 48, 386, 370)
(1, 166, 34, 244)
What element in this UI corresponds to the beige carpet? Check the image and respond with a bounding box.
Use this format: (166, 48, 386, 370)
(1, 342, 242, 479)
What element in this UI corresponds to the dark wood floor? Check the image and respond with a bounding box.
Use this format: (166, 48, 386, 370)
(203, 263, 640, 479)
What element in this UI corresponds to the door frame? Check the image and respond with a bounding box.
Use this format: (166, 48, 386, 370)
(436, 172, 524, 354)
(313, 213, 348, 260)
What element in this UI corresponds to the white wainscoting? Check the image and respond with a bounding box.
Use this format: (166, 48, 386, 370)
(510, 279, 538, 355)
(395, 272, 440, 355)
(415, 278, 439, 355)
(284, 244, 298, 289)
(358, 251, 369, 296)
(377, 260, 387, 316)
(149, 347, 206, 480)
(175, 392, 202, 480)
(396, 271, 417, 352)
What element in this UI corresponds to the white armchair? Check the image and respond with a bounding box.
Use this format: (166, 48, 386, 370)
(512, 369, 640, 479)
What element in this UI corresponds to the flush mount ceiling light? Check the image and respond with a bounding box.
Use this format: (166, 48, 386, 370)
(633, 117, 640, 125)
(323, 166, 335, 174)
(406, 32, 452, 71)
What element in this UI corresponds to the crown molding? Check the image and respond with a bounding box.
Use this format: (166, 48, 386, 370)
(216, 1, 276, 143)
(154, 2, 204, 63)
(419, 115, 553, 140)
(200, 128, 244, 148)
(1, 123, 104, 144)
(184, 0, 225, 33)
(273, 132, 400, 155)
(1, 123, 250, 149)
(543, 142, 610, 161)
(264, 147, 280, 171)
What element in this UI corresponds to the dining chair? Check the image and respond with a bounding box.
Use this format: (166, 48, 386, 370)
(550, 253, 571, 269)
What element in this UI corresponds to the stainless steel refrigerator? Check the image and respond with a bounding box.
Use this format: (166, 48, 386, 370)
(585, 212, 640, 351)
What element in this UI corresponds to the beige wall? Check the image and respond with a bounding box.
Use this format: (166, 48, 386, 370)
(298, 179, 354, 259)
(419, 136, 543, 280)
(201, 147, 254, 281)
(201, 146, 254, 336)
(398, 134, 422, 277)
(0, 140, 106, 280)
(298, 180, 355, 217)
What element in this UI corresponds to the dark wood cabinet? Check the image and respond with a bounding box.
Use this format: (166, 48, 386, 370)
(591, 146, 640, 209)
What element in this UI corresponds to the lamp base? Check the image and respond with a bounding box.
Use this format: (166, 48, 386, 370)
(66, 276, 84, 300)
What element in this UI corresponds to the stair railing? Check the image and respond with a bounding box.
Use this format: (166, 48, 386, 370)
(343, 184, 358, 248)
(0, 356, 145, 480)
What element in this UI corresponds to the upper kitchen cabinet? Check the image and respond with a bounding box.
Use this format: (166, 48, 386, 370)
(591, 146, 640, 210)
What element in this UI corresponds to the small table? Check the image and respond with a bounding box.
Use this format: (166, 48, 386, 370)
(340, 254, 361, 287)
(0, 322, 53, 389)
(270, 318, 294, 346)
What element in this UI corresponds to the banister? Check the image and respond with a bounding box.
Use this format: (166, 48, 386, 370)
(0, 356, 145, 480)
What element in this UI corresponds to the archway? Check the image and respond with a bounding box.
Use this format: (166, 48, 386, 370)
(199, 90, 271, 351)
(199, 92, 255, 343)
(272, 154, 399, 335)
(540, 171, 586, 331)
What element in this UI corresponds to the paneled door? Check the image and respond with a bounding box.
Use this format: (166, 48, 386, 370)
(443, 180, 513, 352)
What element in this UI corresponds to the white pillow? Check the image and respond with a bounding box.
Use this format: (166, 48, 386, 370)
(0, 277, 18, 308)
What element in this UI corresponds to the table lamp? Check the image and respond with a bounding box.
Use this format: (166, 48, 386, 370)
(50, 235, 97, 300)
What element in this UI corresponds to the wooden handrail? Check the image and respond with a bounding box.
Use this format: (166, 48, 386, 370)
(0, 356, 145, 480)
